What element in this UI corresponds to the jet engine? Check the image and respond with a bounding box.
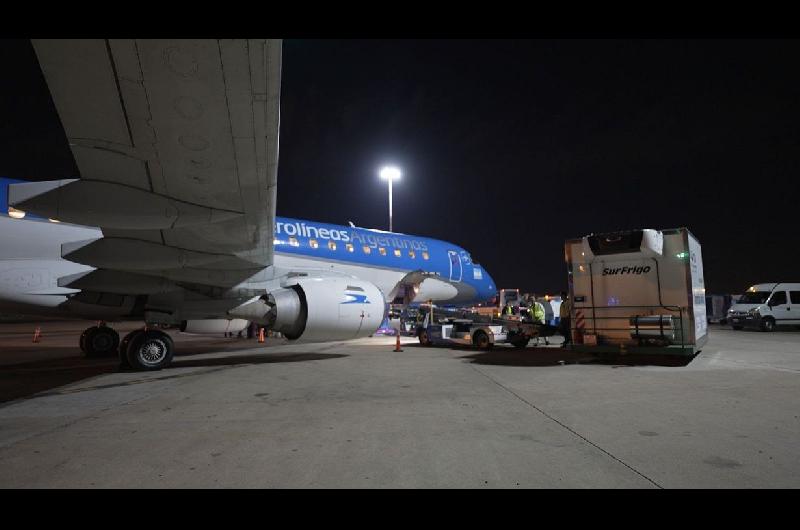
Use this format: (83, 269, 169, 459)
(179, 319, 249, 334)
(229, 277, 385, 342)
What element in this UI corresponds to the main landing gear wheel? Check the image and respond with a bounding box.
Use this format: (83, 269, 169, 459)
(125, 329, 175, 371)
(118, 329, 144, 370)
(80, 326, 120, 358)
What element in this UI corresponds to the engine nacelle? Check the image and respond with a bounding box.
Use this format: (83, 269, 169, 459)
(179, 318, 249, 334)
(230, 277, 385, 342)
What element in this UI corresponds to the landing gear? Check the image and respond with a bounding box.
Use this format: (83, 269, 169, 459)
(117, 329, 143, 370)
(119, 329, 175, 371)
(80, 325, 120, 358)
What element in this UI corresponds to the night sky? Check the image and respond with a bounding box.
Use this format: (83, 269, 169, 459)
(2, 39, 800, 295)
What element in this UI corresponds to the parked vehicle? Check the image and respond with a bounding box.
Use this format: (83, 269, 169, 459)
(727, 283, 800, 331)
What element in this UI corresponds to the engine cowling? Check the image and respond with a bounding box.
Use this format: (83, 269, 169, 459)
(229, 277, 385, 342)
(179, 318, 249, 334)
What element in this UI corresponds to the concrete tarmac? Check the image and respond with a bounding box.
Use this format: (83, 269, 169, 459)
(0, 322, 798, 488)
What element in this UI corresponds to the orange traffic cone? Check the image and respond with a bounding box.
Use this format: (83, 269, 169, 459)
(258, 327, 265, 343)
(32, 326, 41, 343)
(394, 333, 403, 352)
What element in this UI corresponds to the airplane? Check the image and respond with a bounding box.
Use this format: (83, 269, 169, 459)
(0, 39, 496, 371)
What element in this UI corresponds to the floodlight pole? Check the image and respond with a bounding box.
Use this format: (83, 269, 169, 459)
(388, 177, 393, 233)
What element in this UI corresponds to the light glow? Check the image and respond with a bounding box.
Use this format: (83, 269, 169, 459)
(379, 166, 401, 181)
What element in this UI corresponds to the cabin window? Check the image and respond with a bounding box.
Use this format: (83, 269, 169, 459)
(328, 241, 337, 251)
(393, 249, 402, 257)
(346, 243, 354, 252)
(379, 248, 387, 256)
(289, 237, 299, 247)
(408, 250, 416, 259)
(309, 239, 319, 249)
(363, 246, 371, 254)
(422, 251, 430, 260)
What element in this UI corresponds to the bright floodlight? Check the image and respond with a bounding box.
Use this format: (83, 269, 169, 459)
(379, 166, 401, 181)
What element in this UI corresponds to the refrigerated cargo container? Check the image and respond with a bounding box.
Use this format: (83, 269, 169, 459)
(564, 227, 707, 355)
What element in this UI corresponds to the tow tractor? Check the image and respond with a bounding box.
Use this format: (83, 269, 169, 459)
(415, 305, 558, 350)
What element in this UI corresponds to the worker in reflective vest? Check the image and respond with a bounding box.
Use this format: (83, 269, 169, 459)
(530, 294, 549, 346)
(531, 296, 545, 324)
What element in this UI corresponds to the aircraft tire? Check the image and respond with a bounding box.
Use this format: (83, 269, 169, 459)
(83, 326, 120, 358)
(118, 329, 145, 370)
(126, 329, 175, 371)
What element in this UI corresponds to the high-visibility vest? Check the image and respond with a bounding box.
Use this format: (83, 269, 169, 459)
(503, 305, 513, 315)
(533, 302, 545, 323)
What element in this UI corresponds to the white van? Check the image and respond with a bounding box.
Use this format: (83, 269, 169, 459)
(727, 283, 800, 331)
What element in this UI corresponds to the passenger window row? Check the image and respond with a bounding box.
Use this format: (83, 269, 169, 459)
(280, 237, 429, 260)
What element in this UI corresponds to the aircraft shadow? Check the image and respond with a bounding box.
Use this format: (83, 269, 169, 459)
(169, 352, 347, 369)
(454, 346, 694, 368)
(0, 351, 347, 404)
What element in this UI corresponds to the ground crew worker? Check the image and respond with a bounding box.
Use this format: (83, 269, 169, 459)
(559, 291, 572, 348)
(530, 294, 546, 324)
(523, 294, 536, 321)
(502, 301, 514, 316)
(530, 294, 549, 346)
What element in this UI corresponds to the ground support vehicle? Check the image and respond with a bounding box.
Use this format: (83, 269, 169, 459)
(415, 312, 558, 350)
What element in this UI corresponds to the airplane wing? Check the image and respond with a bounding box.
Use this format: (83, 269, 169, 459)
(10, 39, 281, 289)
